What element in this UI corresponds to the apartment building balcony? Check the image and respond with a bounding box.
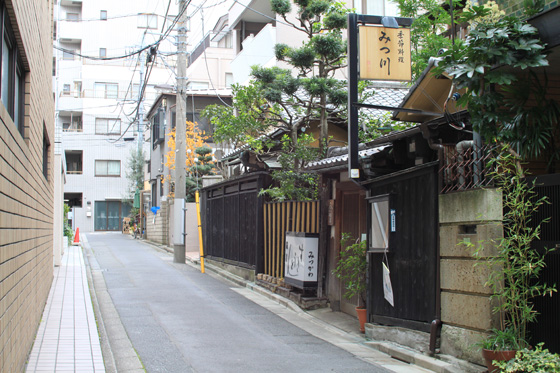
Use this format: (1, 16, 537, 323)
(230, 23, 276, 85)
(229, 0, 274, 29)
(60, 0, 82, 6)
(58, 21, 82, 43)
(58, 91, 84, 112)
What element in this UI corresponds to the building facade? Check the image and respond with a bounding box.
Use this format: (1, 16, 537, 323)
(54, 0, 177, 232)
(0, 0, 56, 370)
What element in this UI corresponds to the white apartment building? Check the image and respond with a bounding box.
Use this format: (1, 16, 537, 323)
(54, 0, 178, 232)
(228, 0, 399, 84)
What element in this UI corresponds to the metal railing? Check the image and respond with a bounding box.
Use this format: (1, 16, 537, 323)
(440, 143, 495, 194)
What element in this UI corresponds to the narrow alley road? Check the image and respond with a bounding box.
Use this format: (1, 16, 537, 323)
(84, 232, 392, 373)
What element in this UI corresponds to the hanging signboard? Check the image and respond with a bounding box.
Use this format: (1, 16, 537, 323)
(382, 262, 395, 307)
(359, 26, 411, 81)
(284, 232, 319, 290)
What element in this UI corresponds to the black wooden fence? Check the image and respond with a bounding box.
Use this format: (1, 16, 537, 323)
(201, 172, 271, 271)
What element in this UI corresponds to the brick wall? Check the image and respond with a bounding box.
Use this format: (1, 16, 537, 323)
(494, 0, 558, 18)
(0, 0, 55, 371)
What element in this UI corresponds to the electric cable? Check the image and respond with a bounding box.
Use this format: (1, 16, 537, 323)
(109, 0, 193, 143)
(55, 3, 188, 62)
(200, 8, 233, 107)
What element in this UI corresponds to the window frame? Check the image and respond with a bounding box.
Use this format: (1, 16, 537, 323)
(137, 13, 157, 29)
(0, 4, 25, 135)
(100, 10, 107, 21)
(367, 194, 392, 253)
(95, 117, 121, 135)
(94, 82, 119, 99)
(95, 160, 121, 177)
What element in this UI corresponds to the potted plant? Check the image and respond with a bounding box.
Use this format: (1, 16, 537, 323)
(332, 232, 368, 332)
(495, 342, 560, 372)
(465, 151, 557, 372)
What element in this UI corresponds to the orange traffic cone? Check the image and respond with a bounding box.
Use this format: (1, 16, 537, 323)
(73, 228, 80, 245)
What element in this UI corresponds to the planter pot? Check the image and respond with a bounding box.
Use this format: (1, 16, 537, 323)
(356, 307, 367, 333)
(482, 348, 517, 373)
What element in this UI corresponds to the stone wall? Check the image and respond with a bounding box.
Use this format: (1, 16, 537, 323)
(146, 201, 169, 245)
(439, 188, 502, 365)
(0, 0, 55, 371)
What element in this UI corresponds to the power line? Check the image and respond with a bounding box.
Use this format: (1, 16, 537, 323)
(54, 3, 188, 62)
(200, 8, 232, 108)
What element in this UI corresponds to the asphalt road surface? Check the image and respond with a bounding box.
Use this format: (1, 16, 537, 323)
(86, 232, 390, 373)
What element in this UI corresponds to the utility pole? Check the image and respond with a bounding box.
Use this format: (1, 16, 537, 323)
(138, 51, 145, 152)
(173, 0, 188, 263)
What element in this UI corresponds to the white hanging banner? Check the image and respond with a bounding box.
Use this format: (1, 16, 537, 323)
(382, 262, 394, 307)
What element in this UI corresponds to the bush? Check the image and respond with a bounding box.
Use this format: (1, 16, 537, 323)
(496, 343, 560, 372)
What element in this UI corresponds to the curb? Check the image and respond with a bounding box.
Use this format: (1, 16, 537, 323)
(82, 234, 145, 373)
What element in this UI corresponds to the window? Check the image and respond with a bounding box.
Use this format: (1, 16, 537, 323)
(95, 160, 121, 177)
(62, 49, 74, 60)
(99, 48, 106, 58)
(94, 82, 118, 99)
(368, 195, 391, 252)
(67, 12, 79, 21)
(65, 150, 83, 174)
(137, 14, 157, 29)
(63, 84, 70, 94)
(225, 73, 233, 88)
(100, 10, 107, 20)
(74, 81, 82, 97)
(95, 117, 121, 135)
(62, 115, 82, 132)
(1, 5, 25, 134)
(128, 83, 140, 99)
(43, 124, 50, 180)
(151, 107, 165, 148)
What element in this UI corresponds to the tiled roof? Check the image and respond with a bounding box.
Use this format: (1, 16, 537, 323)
(221, 81, 410, 160)
(306, 144, 390, 170)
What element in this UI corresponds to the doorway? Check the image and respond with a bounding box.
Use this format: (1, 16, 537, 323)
(94, 201, 131, 231)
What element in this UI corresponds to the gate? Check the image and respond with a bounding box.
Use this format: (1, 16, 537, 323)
(201, 173, 270, 271)
(366, 163, 439, 332)
(263, 201, 319, 278)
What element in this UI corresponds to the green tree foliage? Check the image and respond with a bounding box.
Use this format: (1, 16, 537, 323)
(126, 148, 145, 198)
(435, 8, 560, 170)
(253, 0, 349, 155)
(259, 133, 319, 201)
(185, 146, 215, 202)
(394, 0, 463, 81)
(465, 151, 557, 348)
(332, 232, 368, 305)
(63, 203, 73, 244)
(203, 83, 270, 149)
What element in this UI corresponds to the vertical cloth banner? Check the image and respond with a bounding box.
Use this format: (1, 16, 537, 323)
(382, 262, 394, 307)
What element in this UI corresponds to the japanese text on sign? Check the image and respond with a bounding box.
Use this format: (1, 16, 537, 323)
(359, 26, 411, 81)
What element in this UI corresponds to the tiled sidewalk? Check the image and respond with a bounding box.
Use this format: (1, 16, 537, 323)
(26, 244, 105, 372)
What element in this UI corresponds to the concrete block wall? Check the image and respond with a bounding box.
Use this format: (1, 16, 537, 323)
(438, 189, 503, 365)
(0, 0, 55, 371)
(146, 200, 169, 245)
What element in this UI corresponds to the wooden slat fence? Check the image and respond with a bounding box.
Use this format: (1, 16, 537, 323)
(263, 201, 319, 278)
